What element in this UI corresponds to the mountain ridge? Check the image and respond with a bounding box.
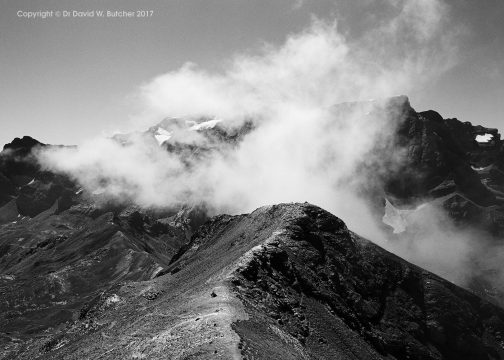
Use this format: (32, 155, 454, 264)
(4, 202, 504, 359)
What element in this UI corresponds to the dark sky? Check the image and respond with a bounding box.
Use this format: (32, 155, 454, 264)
(0, 0, 503, 146)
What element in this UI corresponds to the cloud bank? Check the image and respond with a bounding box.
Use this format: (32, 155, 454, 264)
(37, 0, 475, 280)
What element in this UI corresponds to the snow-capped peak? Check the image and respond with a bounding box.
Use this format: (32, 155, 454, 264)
(189, 119, 221, 131)
(475, 133, 493, 143)
(154, 127, 172, 145)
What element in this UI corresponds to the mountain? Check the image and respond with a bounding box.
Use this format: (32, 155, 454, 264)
(0, 136, 208, 355)
(1, 97, 504, 359)
(383, 98, 503, 214)
(3, 203, 504, 359)
(340, 96, 504, 232)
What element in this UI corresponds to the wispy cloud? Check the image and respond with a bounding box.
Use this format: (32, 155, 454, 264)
(292, 0, 306, 11)
(38, 0, 464, 265)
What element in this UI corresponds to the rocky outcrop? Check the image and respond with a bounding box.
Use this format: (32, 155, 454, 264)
(384, 105, 500, 207)
(0, 136, 44, 185)
(0, 136, 77, 219)
(362, 99, 504, 244)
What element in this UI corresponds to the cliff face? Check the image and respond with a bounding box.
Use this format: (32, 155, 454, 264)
(351, 98, 504, 244)
(385, 105, 502, 208)
(4, 203, 504, 359)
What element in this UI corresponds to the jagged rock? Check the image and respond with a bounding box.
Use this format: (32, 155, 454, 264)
(384, 105, 498, 206)
(2, 136, 43, 154)
(363, 100, 504, 241)
(0, 140, 41, 190)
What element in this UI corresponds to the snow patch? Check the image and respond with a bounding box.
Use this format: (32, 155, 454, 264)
(382, 199, 427, 234)
(471, 165, 492, 171)
(189, 119, 221, 131)
(154, 127, 172, 145)
(476, 133, 493, 143)
(27, 178, 35, 185)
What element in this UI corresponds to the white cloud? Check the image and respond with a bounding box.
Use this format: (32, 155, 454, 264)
(37, 0, 464, 260)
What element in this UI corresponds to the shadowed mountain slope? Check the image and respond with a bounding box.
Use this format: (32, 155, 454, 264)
(380, 98, 504, 231)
